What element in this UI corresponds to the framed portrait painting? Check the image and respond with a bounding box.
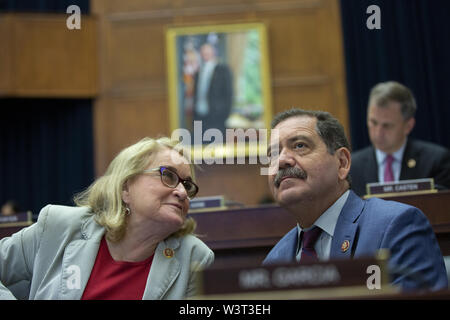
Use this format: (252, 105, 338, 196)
(166, 23, 272, 162)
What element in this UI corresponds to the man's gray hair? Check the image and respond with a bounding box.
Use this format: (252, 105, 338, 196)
(368, 81, 417, 120)
(271, 108, 352, 187)
(271, 108, 352, 154)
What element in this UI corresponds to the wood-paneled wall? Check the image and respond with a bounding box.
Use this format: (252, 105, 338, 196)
(92, 0, 348, 206)
(0, 14, 97, 97)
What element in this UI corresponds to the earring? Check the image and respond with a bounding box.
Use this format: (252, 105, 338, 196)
(125, 206, 131, 216)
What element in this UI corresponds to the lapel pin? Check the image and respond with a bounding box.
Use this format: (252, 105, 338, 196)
(407, 158, 416, 168)
(341, 240, 350, 253)
(164, 248, 174, 258)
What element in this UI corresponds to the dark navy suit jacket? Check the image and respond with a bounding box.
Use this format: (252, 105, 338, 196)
(193, 63, 233, 134)
(350, 139, 450, 196)
(263, 190, 448, 291)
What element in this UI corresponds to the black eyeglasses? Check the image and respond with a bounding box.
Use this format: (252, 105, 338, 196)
(143, 166, 199, 199)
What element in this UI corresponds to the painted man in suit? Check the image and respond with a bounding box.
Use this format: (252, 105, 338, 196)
(263, 108, 447, 291)
(350, 81, 450, 196)
(193, 43, 233, 135)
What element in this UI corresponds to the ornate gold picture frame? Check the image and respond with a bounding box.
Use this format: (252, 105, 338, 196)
(166, 23, 272, 162)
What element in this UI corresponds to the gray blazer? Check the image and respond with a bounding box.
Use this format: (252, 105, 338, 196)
(0, 205, 214, 300)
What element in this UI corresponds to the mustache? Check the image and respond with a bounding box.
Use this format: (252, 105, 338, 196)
(274, 167, 307, 188)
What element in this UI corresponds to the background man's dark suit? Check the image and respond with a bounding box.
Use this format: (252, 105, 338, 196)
(193, 63, 233, 134)
(350, 139, 450, 196)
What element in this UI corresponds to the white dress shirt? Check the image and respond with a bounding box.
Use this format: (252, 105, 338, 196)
(196, 60, 216, 116)
(296, 190, 350, 262)
(375, 140, 407, 183)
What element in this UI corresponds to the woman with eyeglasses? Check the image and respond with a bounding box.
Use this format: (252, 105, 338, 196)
(0, 137, 213, 300)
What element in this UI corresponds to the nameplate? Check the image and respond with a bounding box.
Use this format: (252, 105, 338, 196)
(365, 178, 436, 198)
(197, 252, 390, 296)
(0, 211, 32, 227)
(189, 196, 225, 212)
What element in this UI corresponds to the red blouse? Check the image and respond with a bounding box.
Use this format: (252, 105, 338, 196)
(81, 236, 154, 300)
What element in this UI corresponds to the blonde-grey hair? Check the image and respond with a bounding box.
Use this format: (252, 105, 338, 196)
(73, 137, 196, 242)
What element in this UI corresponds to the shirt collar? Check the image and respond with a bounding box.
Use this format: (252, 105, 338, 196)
(297, 189, 350, 238)
(203, 60, 217, 70)
(375, 139, 407, 165)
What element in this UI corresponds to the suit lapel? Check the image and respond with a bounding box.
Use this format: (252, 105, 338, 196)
(59, 217, 183, 300)
(330, 191, 364, 260)
(400, 140, 420, 180)
(263, 227, 298, 265)
(367, 147, 379, 184)
(143, 237, 181, 300)
(59, 216, 104, 299)
(276, 227, 298, 262)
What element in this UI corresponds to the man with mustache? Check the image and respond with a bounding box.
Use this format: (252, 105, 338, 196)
(263, 108, 447, 291)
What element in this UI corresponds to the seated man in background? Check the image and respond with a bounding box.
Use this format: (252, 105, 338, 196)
(263, 108, 447, 291)
(350, 81, 450, 196)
